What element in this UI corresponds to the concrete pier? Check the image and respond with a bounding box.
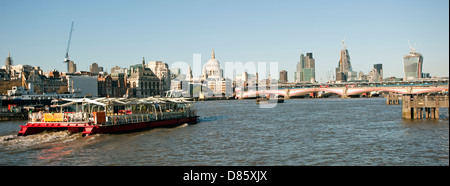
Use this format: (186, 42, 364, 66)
(402, 94, 448, 119)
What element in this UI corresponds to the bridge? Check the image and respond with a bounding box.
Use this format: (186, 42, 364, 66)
(236, 86, 449, 99)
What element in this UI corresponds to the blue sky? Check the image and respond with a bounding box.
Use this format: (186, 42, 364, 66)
(0, 0, 448, 82)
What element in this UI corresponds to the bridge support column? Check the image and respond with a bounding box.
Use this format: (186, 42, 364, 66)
(402, 95, 412, 119)
(285, 89, 290, 99)
(341, 87, 348, 98)
(419, 108, 422, 119)
(435, 100, 439, 119)
(413, 95, 419, 119)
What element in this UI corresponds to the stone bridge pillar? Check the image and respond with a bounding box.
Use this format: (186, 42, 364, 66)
(285, 89, 290, 99)
(407, 87, 412, 94)
(341, 87, 349, 98)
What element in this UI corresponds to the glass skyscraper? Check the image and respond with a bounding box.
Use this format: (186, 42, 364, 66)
(403, 51, 423, 81)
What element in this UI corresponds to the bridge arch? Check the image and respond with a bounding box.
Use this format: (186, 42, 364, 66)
(289, 88, 345, 97)
(241, 89, 288, 98)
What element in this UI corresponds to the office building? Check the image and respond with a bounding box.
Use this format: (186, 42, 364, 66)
(68, 61, 77, 74)
(295, 53, 304, 83)
(336, 41, 356, 82)
(279, 70, 288, 83)
(403, 49, 423, 81)
(295, 52, 316, 83)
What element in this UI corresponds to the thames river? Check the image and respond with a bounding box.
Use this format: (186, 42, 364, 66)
(0, 98, 448, 166)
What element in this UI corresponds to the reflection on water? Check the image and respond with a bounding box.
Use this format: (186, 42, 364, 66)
(0, 98, 448, 166)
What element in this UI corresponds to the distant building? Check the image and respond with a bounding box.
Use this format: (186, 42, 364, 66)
(303, 53, 315, 83)
(68, 61, 77, 73)
(336, 41, 355, 82)
(403, 49, 423, 81)
(111, 66, 128, 75)
(295, 53, 304, 83)
(111, 73, 127, 97)
(201, 49, 230, 97)
(4, 52, 12, 79)
(1, 53, 12, 80)
(422, 72, 431, 79)
(67, 75, 98, 97)
(202, 49, 223, 80)
(295, 52, 316, 83)
(185, 65, 193, 81)
(373, 64, 383, 79)
(234, 72, 258, 94)
(206, 79, 231, 97)
(127, 58, 161, 97)
(170, 67, 181, 80)
(368, 63, 383, 82)
(98, 75, 113, 97)
(279, 70, 288, 83)
(90, 63, 99, 74)
(336, 72, 346, 82)
(146, 61, 171, 95)
(337, 42, 352, 74)
(2, 64, 33, 80)
(43, 70, 67, 93)
(346, 71, 358, 82)
(0, 69, 9, 80)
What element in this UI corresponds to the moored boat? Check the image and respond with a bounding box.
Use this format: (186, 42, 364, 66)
(17, 97, 198, 136)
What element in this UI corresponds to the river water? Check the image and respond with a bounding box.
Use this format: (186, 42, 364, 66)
(0, 98, 448, 166)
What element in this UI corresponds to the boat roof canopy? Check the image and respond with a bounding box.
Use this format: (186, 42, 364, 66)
(55, 97, 193, 107)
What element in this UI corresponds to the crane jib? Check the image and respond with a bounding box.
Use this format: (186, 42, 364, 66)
(64, 21, 74, 62)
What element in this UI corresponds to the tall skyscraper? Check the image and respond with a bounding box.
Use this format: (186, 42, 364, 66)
(303, 53, 315, 83)
(295, 53, 304, 83)
(279, 70, 288, 83)
(338, 42, 352, 74)
(336, 41, 354, 82)
(403, 48, 423, 81)
(368, 64, 383, 82)
(373, 63, 383, 80)
(295, 52, 315, 83)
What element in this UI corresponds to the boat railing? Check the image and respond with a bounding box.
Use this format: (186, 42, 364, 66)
(105, 114, 154, 126)
(28, 112, 90, 123)
(100, 109, 197, 126)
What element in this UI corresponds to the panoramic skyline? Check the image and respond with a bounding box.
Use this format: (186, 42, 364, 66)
(0, 0, 448, 83)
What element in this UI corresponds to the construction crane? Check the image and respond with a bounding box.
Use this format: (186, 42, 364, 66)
(408, 40, 420, 54)
(64, 21, 74, 72)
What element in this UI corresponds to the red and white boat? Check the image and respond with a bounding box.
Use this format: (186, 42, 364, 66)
(18, 97, 198, 136)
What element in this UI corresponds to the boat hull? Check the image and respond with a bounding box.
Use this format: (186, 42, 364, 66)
(18, 116, 199, 137)
(88, 116, 199, 136)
